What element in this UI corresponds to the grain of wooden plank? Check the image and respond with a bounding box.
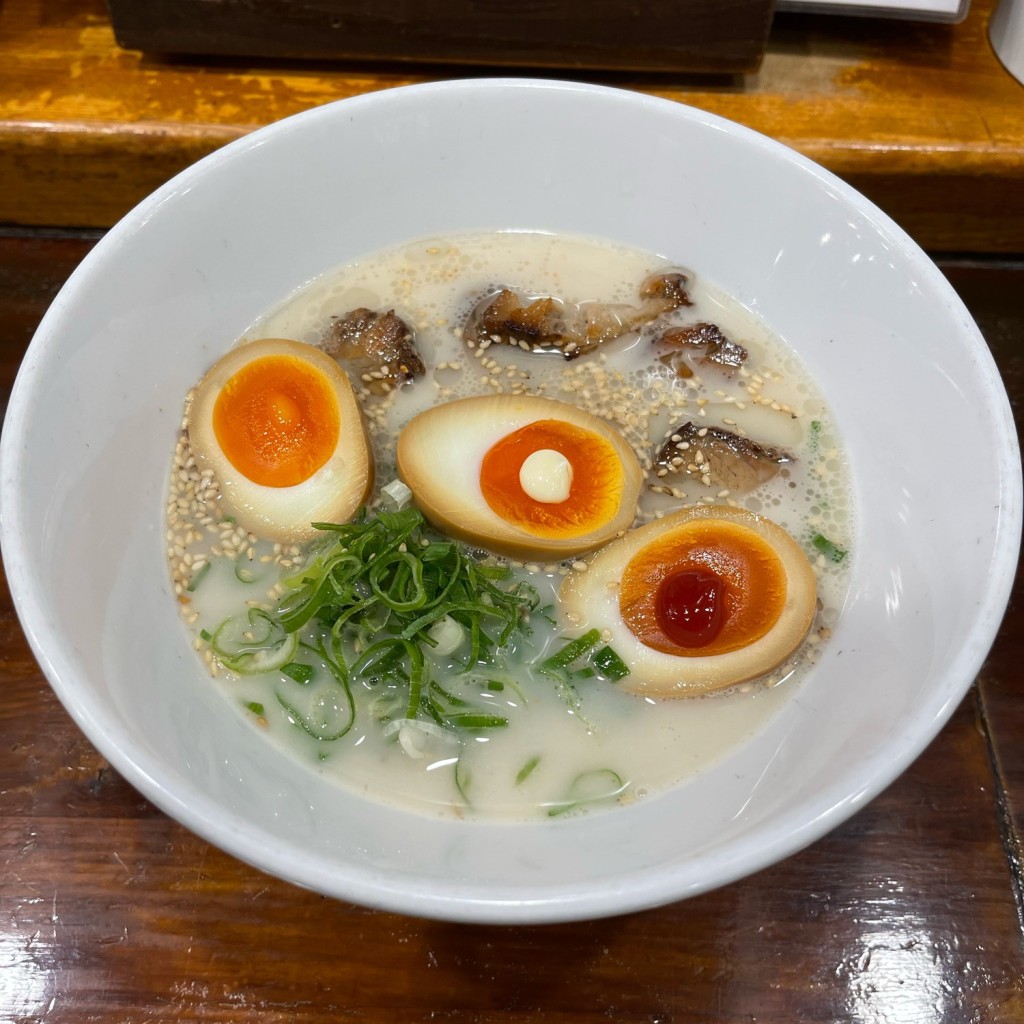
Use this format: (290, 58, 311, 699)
(946, 260, 1024, 929)
(1, 705, 1021, 1020)
(0, 0, 1022, 247)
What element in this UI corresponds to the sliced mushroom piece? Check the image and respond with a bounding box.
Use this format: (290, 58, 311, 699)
(654, 421, 794, 495)
(463, 269, 692, 360)
(656, 321, 748, 377)
(322, 308, 425, 394)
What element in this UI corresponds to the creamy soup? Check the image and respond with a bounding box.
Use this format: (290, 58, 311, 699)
(166, 231, 852, 821)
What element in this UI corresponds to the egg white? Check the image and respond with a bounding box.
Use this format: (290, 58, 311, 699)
(559, 505, 817, 697)
(188, 337, 373, 543)
(396, 394, 643, 562)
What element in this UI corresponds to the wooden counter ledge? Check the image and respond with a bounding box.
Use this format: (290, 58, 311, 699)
(1, 0, 1023, 250)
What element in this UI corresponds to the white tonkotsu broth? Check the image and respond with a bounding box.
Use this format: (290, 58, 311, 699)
(167, 230, 852, 822)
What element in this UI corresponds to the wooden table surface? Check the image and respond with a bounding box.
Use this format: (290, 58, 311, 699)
(2, 0, 1024, 1016)
(1, 0, 1024, 251)
(1, 233, 1023, 1020)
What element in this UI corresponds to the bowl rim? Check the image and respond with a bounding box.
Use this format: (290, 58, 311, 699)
(2, 77, 1020, 924)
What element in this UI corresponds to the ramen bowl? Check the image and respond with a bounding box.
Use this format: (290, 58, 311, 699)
(1, 79, 1018, 924)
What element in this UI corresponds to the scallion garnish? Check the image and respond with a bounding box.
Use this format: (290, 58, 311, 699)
(234, 552, 266, 584)
(445, 713, 509, 730)
(546, 769, 628, 817)
(812, 533, 848, 563)
(276, 509, 539, 652)
(454, 757, 472, 806)
(210, 508, 541, 745)
(206, 508, 628, 761)
(281, 662, 314, 684)
(211, 608, 298, 675)
(537, 628, 630, 685)
(186, 561, 212, 592)
(276, 689, 353, 742)
(538, 629, 602, 675)
(808, 419, 823, 451)
(515, 755, 541, 785)
(592, 645, 630, 681)
(431, 678, 471, 708)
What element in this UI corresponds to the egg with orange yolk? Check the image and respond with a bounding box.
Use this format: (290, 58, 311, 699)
(396, 394, 643, 562)
(188, 338, 373, 543)
(559, 505, 817, 696)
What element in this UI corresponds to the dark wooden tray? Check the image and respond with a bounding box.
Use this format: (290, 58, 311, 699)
(106, 0, 777, 73)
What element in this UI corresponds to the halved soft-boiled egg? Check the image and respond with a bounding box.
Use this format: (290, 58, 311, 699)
(396, 394, 643, 562)
(559, 505, 817, 696)
(188, 338, 373, 542)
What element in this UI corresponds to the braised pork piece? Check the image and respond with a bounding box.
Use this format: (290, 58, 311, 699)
(464, 270, 692, 359)
(323, 307, 425, 393)
(654, 421, 793, 495)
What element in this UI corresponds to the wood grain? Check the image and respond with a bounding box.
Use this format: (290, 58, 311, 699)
(954, 259, 1024, 931)
(0, 0, 1022, 249)
(0, 233, 1022, 1021)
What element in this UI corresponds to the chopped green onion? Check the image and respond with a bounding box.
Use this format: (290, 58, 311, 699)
(382, 717, 454, 751)
(206, 508, 544, 749)
(234, 552, 266, 584)
(281, 662, 314, 684)
(430, 679, 470, 708)
(537, 630, 628, 696)
(534, 606, 558, 626)
(403, 642, 426, 720)
(538, 629, 602, 674)
(277, 509, 537, 658)
(812, 533, 848, 563)
(515, 755, 540, 785)
(186, 561, 212, 592)
(445, 713, 508, 730)
(378, 479, 413, 512)
(314, 640, 355, 735)
(211, 609, 298, 675)
(244, 701, 265, 716)
(547, 769, 627, 817)
(425, 615, 464, 657)
(454, 757, 472, 806)
(592, 645, 630, 681)
(276, 686, 353, 742)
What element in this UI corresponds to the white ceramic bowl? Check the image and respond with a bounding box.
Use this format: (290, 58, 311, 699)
(1, 80, 1019, 924)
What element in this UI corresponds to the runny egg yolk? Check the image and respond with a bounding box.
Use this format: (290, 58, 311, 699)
(618, 519, 787, 657)
(212, 354, 341, 488)
(479, 419, 625, 538)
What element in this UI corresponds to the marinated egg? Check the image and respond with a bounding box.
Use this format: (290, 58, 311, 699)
(396, 394, 643, 562)
(559, 505, 817, 696)
(188, 338, 373, 542)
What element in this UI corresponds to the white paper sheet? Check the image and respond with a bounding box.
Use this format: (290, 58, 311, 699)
(776, 0, 969, 21)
